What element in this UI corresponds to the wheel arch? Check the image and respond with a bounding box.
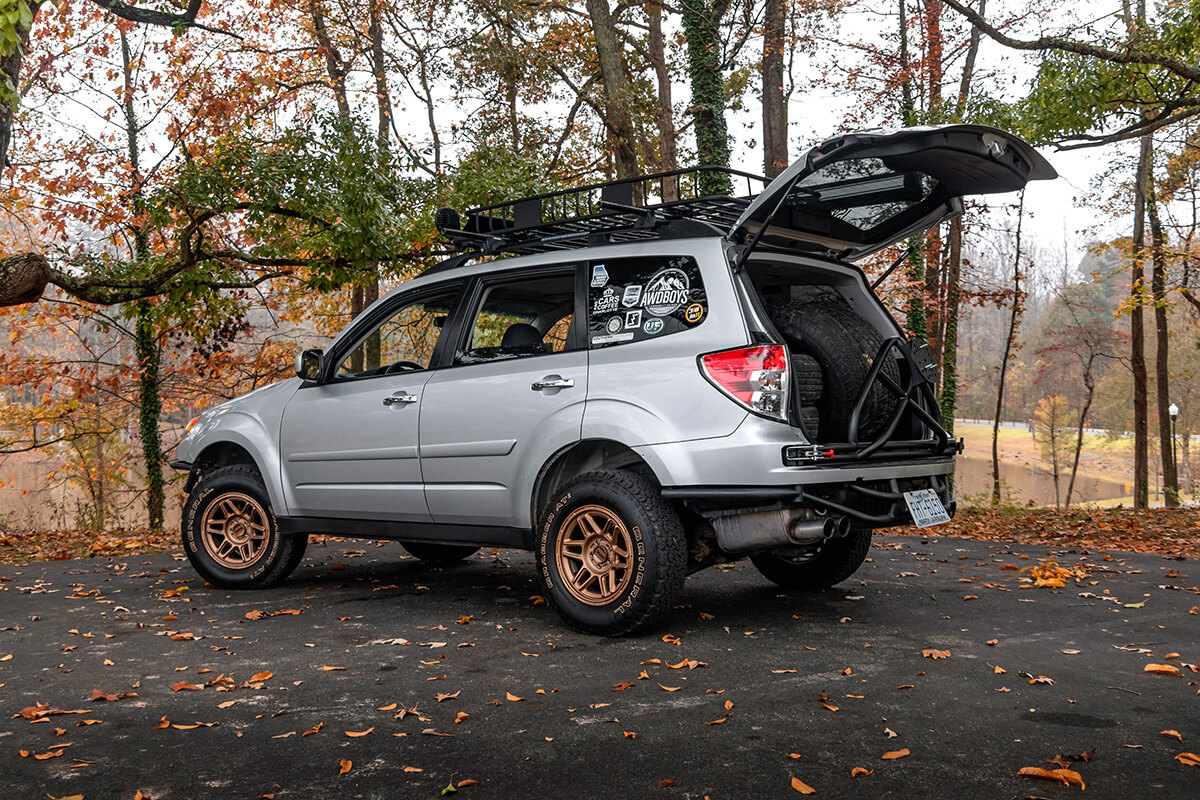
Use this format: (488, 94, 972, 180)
(531, 439, 660, 527)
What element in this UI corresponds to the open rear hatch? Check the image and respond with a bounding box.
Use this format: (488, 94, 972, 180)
(730, 124, 1057, 263)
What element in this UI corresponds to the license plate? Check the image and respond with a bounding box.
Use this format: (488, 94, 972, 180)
(903, 489, 950, 528)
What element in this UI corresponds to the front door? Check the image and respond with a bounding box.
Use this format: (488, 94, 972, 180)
(420, 267, 586, 527)
(278, 283, 463, 521)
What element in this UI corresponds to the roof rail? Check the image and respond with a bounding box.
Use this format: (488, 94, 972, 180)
(435, 166, 767, 257)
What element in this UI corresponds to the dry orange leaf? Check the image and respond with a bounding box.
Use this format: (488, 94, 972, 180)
(403, 766, 423, 773)
(821, 703, 839, 712)
(1145, 663, 1183, 677)
(724, 700, 734, 711)
(659, 779, 675, 788)
(993, 666, 1006, 674)
(641, 659, 663, 665)
(659, 684, 682, 692)
(338, 758, 352, 775)
(303, 722, 324, 737)
(1162, 730, 1184, 742)
(788, 753, 802, 759)
(790, 776, 816, 794)
(249, 671, 272, 682)
(705, 718, 728, 726)
(986, 639, 999, 646)
(457, 779, 479, 788)
(217, 700, 236, 709)
(171, 681, 202, 692)
(505, 692, 524, 702)
(454, 712, 469, 724)
(1176, 753, 1200, 767)
(922, 649, 950, 659)
(435, 691, 461, 702)
(662, 634, 681, 645)
(322, 666, 346, 672)
(345, 727, 374, 737)
(1018, 766, 1085, 789)
(772, 669, 797, 674)
(851, 767, 873, 778)
(612, 682, 635, 692)
(623, 731, 637, 739)
(881, 749, 910, 760)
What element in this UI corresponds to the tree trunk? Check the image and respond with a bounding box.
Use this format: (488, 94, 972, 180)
(992, 192, 1024, 505)
(940, 217, 962, 434)
(585, 0, 642, 179)
(647, 1, 679, 200)
(1131, 135, 1151, 508)
(310, 0, 351, 118)
(762, 0, 788, 178)
(363, 280, 380, 370)
(1146, 168, 1177, 505)
(0, 1, 42, 169)
(349, 284, 365, 373)
(135, 301, 165, 530)
(1064, 374, 1094, 508)
(368, 0, 393, 149)
(682, 0, 732, 194)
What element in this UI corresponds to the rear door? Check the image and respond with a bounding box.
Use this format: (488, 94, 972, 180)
(419, 265, 587, 527)
(731, 125, 1057, 262)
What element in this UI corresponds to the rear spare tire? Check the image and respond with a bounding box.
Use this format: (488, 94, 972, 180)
(750, 528, 872, 590)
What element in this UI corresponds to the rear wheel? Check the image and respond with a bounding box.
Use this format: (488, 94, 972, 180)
(537, 470, 686, 635)
(400, 542, 479, 564)
(182, 464, 306, 588)
(750, 528, 872, 591)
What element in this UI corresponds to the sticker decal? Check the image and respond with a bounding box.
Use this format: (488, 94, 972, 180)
(684, 303, 705, 324)
(592, 286, 620, 315)
(621, 284, 643, 308)
(624, 310, 643, 329)
(642, 317, 664, 335)
(592, 332, 636, 345)
(605, 315, 624, 334)
(591, 264, 609, 288)
(642, 268, 690, 316)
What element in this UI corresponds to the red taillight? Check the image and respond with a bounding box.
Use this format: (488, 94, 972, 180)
(700, 345, 789, 421)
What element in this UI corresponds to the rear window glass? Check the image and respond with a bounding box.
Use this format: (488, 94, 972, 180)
(587, 256, 707, 348)
(787, 157, 937, 234)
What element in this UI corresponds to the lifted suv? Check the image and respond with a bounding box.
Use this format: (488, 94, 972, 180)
(173, 125, 1054, 634)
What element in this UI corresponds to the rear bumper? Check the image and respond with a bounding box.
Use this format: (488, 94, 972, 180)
(662, 471, 955, 528)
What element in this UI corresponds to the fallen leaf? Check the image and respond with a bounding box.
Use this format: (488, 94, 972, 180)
(403, 766, 423, 773)
(1163, 730, 1184, 742)
(322, 666, 346, 672)
(217, 700, 236, 709)
(851, 767, 873, 778)
(436, 691, 461, 702)
(986, 639, 999, 646)
(772, 669, 797, 674)
(641, 659, 663, 666)
(882, 749, 910, 760)
(249, 671, 273, 682)
(661, 634, 681, 645)
(441, 781, 457, 796)
(1176, 753, 1200, 767)
(454, 712, 469, 724)
(1145, 663, 1183, 677)
(993, 666, 1006, 674)
(705, 717, 728, 726)
(884, 727, 898, 738)
(171, 681, 203, 692)
(378, 703, 397, 711)
(1018, 766, 1085, 789)
(303, 722, 323, 736)
(422, 728, 454, 737)
(790, 776, 816, 794)
(345, 727, 374, 737)
(505, 692, 524, 702)
(623, 730, 637, 739)
(922, 649, 950, 659)
(724, 700, 734, 711)
(659, 779, 675, 787)
(789, 753, 802, 759)
(659, 685, 682, 692)
(338, 758, 352, 775)
(457, 779, 479, 788)
(612, 683, 635, 692)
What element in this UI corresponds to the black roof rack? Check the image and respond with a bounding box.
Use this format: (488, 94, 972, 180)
(435, 166, 767, 257)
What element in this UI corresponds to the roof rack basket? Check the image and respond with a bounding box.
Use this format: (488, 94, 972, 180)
(435, 166, 767, 257)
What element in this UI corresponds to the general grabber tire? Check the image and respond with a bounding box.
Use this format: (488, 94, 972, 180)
(536, 470, 687, 636)
(182, 464, 307, 589)
(400, 542, 479, 564)
(750, 528, 873, 591)
(769, 300, 899, 442)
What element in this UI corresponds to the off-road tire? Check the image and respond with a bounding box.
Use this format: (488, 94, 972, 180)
(182, 464, 306, 589)
(400, 542, 479, 564)
(769, 300, 899, 441)
(750, 528, 873, 591)
(537, 469, 687, 636)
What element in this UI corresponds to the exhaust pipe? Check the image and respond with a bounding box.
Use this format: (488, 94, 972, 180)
(786, 516, 836, 544)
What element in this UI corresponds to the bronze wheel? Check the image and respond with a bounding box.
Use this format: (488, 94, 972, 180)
(199, 491, 270, 570)
(555, 504, 635, 606)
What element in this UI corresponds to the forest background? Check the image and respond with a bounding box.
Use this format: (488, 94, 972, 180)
(1, 0, 1199, 540)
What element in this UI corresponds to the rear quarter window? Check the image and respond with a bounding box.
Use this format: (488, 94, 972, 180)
(587, 256, 707, 348)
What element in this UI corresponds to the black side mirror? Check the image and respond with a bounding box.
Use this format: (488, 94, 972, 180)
(295, 348, 324, 382)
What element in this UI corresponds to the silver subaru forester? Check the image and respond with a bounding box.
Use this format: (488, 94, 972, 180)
(173, 125, 1054, 634)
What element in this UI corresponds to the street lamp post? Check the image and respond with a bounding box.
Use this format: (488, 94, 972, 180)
(1169, 403, 1179, 501)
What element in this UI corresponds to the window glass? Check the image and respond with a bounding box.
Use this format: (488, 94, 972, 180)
(456, 271, 578, 364)
(336, 285, 461, 379)
(587, 256, 706, 348)
(787, 157, 937, 233)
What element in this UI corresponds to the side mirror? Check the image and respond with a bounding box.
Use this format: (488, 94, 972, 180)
(295, 348, 324, 382)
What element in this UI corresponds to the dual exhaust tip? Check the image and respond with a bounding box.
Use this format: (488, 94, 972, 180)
(787, 514, 850, 544)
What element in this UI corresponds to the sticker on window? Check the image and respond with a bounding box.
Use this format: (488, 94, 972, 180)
(587, 256, 706, 347)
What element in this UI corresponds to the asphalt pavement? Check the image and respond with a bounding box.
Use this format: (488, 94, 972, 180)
(1, 534, 1197, 799)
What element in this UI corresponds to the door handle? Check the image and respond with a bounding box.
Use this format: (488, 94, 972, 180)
(382, 392, 418, 406)
(531, 376, 575, 391)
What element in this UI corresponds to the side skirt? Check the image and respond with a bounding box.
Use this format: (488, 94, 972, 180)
(276, 516, 533, 550)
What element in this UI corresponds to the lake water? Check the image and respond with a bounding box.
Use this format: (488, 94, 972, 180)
(955, 454, 1129, 506)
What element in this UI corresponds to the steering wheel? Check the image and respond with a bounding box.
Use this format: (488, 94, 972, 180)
(383, 360, 424, 375)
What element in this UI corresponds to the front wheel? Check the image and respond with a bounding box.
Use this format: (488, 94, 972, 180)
(536, 470, 686, 636)
(750, 528, 872, 591)
(182, 464, 307, 589)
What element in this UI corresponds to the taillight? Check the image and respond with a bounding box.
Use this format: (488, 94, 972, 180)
(700, 345, 789, 421)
